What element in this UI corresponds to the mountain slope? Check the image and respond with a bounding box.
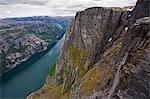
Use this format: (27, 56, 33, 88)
(29, 0, 149, 98)
(0, 16, 71, 74)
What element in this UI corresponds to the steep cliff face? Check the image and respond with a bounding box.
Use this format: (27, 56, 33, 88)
(29, 0, 149, 99)
(55, 7, 129, 84)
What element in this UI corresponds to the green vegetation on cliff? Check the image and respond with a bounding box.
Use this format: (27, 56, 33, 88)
(28, 78, 70, 99)
(48, 63, 56, 76)
(69, 45, 87, 78)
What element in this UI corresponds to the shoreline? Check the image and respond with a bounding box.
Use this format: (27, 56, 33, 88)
(0, 34, 64, 77)
(0, 41, 57, 77)
(26, 75, 52, 99)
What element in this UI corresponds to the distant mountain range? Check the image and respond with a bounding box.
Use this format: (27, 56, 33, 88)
(2, 16, 71, 29)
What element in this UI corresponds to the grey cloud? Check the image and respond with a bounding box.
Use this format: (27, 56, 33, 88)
(66, 4, 85, 9)
(56, 11, 74, 14)
(59, 9, 79, 13)
(0, 0, 138, 18)
(93, 0, 102, 1)
(0, 0, 48, 5)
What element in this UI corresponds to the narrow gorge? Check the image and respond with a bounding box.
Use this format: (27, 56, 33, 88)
(0, 16, 71, 74)
(29, 0, 150, 99)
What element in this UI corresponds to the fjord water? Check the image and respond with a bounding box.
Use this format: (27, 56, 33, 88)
(0, 36, 64, 99)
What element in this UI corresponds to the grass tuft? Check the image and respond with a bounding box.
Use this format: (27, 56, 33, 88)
(48, 63, 56, 76)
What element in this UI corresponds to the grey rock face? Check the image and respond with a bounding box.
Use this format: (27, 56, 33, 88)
(115, 17, 150, 99)
(54, 0, 149, 98)
(55, 7, 129, 82)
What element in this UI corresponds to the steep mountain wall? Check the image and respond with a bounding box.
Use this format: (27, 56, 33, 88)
(29, 0, 149, 98)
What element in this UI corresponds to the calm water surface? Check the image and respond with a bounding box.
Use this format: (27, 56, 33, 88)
(0, 36, 64, 99)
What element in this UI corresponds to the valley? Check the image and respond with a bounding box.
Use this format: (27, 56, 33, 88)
(0, 16, 71, 74)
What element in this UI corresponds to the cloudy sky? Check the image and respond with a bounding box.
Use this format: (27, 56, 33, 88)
(0, 0, 137, 18)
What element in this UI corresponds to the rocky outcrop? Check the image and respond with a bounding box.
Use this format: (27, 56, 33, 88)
(0, 33, 48, 73)
(29, 0, 149, 99)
